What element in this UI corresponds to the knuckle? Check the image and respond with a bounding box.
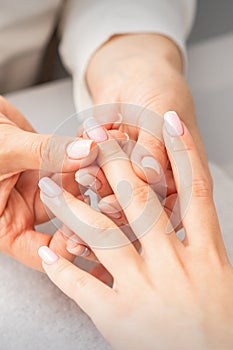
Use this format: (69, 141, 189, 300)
(132, 182, 152, 203)
(191, 177, 212, 199)
(145, 136, 165, 155)
(34, 135, 51, 167)
(74, 273, 90, 290)
(98, 139, 127, 166)
(92, 215, 115, 232)
(52, 261, 73, 281)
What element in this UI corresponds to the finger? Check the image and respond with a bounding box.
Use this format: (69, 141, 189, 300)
(151, 168, 177, 199)
(98, 194, 142, 253)
(75, 131, 129, 198)
(75, 165, 112, 198)
(0, 96, 35, 131)
(83, 119, 180, 258)
(38, 247, 114, 318)
(130, 109, 168, 185)
(0, 174, 19, 215)
(39, 177, 141, 277)
(98, 194, 126, 222)
(2, 127, 98, 174)
(162, 194, 183, 233)
(76, 103, 122, 136)
(89, 263, 113, 286)
(163, 111, 224, 249)
(0, 227, 74, 272)
(34, 171, 83, 224)
(61, 225, 98, 262)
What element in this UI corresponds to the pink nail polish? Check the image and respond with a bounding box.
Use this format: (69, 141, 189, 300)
(84, 118, 108, 142)
(38, 246, 59, 264)
(38, 177, 63, 198)
(66, 139, 93, 159)
(164, 111, 184, 137)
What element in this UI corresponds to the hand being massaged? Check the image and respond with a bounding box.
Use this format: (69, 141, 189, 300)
(38, 111, 233, 350)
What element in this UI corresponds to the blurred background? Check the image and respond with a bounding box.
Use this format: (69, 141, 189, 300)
(188, 0, 233, 43)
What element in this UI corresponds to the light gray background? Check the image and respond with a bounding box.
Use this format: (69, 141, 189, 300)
(189, 0, 233, 43)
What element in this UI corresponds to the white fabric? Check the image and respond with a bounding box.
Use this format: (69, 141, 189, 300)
(0, 0, 196, 108)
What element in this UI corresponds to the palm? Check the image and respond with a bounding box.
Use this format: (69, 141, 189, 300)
(0, 170, 75, 270)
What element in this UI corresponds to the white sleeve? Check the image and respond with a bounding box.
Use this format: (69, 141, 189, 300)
(59, 0, 197, 112)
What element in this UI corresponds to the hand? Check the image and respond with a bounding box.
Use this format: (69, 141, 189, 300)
(0, 96, 98, 270)
(38, 112, 233, 350)
(86, 34, 209, 174)
(82, 34, 212, 223)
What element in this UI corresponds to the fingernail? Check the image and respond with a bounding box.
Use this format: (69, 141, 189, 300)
(67, 240, 90, 257)
(141, 156, 160, 175)
(38, 177, 63, 197)
(112, 112, 123, 128)
(66, 139, 93, 159)
(76, 173, 102, 191)
(164, 111, 183, 137)
(84, 118, 108, 142)
(98, 202, 122, 219)
(38, 246, 59, 264)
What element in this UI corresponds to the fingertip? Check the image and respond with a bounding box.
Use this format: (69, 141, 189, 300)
(66, 139, 95, 160)
(65, 138, 99, 170)
(164, 111, 184, 137)
(38, 246, 59, 265)
(38, 177, 63, 198)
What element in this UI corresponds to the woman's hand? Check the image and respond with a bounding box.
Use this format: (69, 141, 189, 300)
(75, 34, 212, 230)
(38, 112, 233, 350)
(0, 96, 98, 270)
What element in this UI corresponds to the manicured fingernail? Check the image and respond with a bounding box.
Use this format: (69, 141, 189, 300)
(141, 156, 160, 175)
(76, 173, 102, 191)
(38, 177, 63, 197)
(164, 111, 183, 137)
(38, 246, 59, 264)
(112, 112, 123, 128)
(67, 239, 90, 257)
(84, 118, 108, 142)
(66, 139, 93, 159)
(98, 201, 122, 219)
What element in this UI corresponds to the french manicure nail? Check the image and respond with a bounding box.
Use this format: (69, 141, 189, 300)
(76, 173, 102, 191)
(164, 111, 183, 137)
(38, 177, 63, 197)
(84, 118, 108, 142)
(38, 246, 59, 264)
(141, 156, 160, 175)
(66, 139, 93, 159)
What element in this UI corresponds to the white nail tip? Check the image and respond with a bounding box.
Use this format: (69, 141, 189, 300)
(141, 156, 160, 174)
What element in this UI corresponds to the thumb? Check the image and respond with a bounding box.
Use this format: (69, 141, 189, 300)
(3, 127, 98, 174)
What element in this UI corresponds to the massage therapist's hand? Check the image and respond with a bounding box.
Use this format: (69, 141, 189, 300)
(38, 112, 233, 350)
(0, 96, 98, 270)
